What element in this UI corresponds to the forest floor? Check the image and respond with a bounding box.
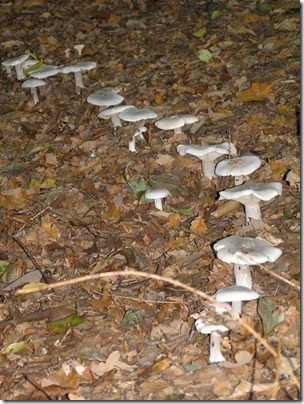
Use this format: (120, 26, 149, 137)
(0, 0, 300, 400)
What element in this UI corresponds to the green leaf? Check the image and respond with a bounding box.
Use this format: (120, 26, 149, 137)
(47, 313, 85, 334)
(122, 309, 146, 327)
(127, 180, 150, 202)
(170, 203, 195, 215)
(0, 260, 10, 277)
(183, 362, 202, 373)
(283, 207, 295, 220)
(292, 273, 300, 281)
(2, 341, 27, 354)
(0, 162, 30, 174)
(24, 61, 44, 75)
(198, 49, 212, 63)
(192, 27, 206, 38)
(210, 10, 222, 20)
(258, 297, 284, 336)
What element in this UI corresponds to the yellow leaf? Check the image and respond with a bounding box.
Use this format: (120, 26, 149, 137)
(103, 200, 120, 221)
(167, 213, 181, 228)
(0, 188, 30, 210)
(172, 83, 196, 94)
(41, 215, 61, 239)
(190, 216, 207, 234)
(235, 82, 273, 102)
(269, 160, 286, 180)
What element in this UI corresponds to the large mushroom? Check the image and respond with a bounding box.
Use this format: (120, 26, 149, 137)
(98, 105, 134, 132)
(2, 54, 29, 80)
(87, 89, 124, 112)
(177, 142, 237, 179)
(219, 181, 282, 223)
(215, 285, 260, 315)
(213, 235, 282, 289)
(118, 107, 158, 152)
(194, 320, 228, 363)
(61, 61, 97, 93)
(155, 114, 198, 135)
(29, 65, 61, 79)
(215, 155, 261, 185)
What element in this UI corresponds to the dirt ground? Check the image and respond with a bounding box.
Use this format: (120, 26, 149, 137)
(0, 0, 300, 400)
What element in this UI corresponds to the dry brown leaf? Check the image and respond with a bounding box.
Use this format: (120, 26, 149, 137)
(90, 351, 136, 377)
(208, 107, 234, 122)
(41, 366, 80, 389)
(235, 82, 273, 102)
(103, 200, 120, 221)
(211, 375, 234, 397)
(0, 188, 31, 210)
(172, 83, 195, 94)
(190, 216, 207, 234)
(227, 380, 279, 400)
(219, 351, 253, 368)
(41, 215, 61, 239)
(211, 200, 242, 218)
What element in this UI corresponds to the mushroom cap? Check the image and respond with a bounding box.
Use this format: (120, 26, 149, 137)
(29, 65, 61, 79)
(21, 59, 38, 69)
(21, 78, 46, 88)
(213, 235, 282, 265)
(98, 105, 134, 118)
(2, 54, 29, 67)
(219, 181, 282, 205)
(61, 61, 96, 74)
(144, 188, 170, 200)
(118, 107, 157, 122)
(155, 116, 186, 130)
(195, 319, 228, 334)
(215, 286, 260, 303)
(177, 142, 237, 161)
(215, 155, 261, 177)
(87, 90, 124, 107)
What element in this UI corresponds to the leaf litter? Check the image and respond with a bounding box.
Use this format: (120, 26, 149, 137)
(0, 0, 300, 400)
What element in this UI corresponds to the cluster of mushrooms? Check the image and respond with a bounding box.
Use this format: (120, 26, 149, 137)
(3, 54, 284, 365)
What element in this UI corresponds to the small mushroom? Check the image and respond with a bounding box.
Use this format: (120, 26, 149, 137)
(61, 61, 97, 92)
(118, 107, 158, 152)
(2, 54, 29, 80)
(215, 155, 261, 185)
(177, 142, 237, 179)
(144, 188, 170, 210)
(195, 320, 228, 363)
(215, 285, 260, 315)
(219, 181, 282, 223)
(98, 105, 134, 131)
(155, 114, 199, 135)
(21, 78, 46, 105)
(213, 235, 282, 289)
(87, 89, 124, 112)
(128, 126, 147, 152)
(29, 65, 61, 79)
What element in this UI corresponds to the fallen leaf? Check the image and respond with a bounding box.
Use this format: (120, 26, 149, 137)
(190, 216, 207, 234)
(90, 351, 136, 377)
(41, 215, 61, 239)
(258, 297, 284, 336)
(47, 313, 85, 334)
(2, 341, 27, 354)
(103, 200, 120, 221)
(219, 351, 253, 368)
(41, 366, 80, 388)
(269, 160, 286, 180)
(235, 82, 274, 102)
(198, 49, 212, 62)
(166, 213, 181, 228)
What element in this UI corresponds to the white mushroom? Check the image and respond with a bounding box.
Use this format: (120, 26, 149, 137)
(215, 285, 260, 315)
(215, 155, 261, 185)
(128, 126, 147, 152)
(87, 89, 124, 112)
(177, 142, 237, 179)
(2, 54, 29, 80)
(213, 235, 282, 289)
(21, 78, 46, 105)
(98, 105, 134, 131)
(155, 114, 199, 135)
(118, 107, 158, 152)
(29, 65, 61, 79)
(219, 181, 282, 223)
(144, 188, 170, 210)
(61, 61, 97, 92)
(195, 320, 228, 363)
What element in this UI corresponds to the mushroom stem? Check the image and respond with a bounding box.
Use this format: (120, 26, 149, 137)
(15, 64, 25, 80)
(209, 331, 226, 363)
(111, 115, 122, 130)
(154, 198, 163, 211)
(244, 203, 261, 222)
(234, 175, 244, 186)
(234, 264, 252, 289)
(128, 131, 144, 153)
(173, 127, 182, 135)
(30, 88, 39, 105)
(74, 71, 84, 90)
(231, 300, 242, 314)
(202, 161, 216, 179)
